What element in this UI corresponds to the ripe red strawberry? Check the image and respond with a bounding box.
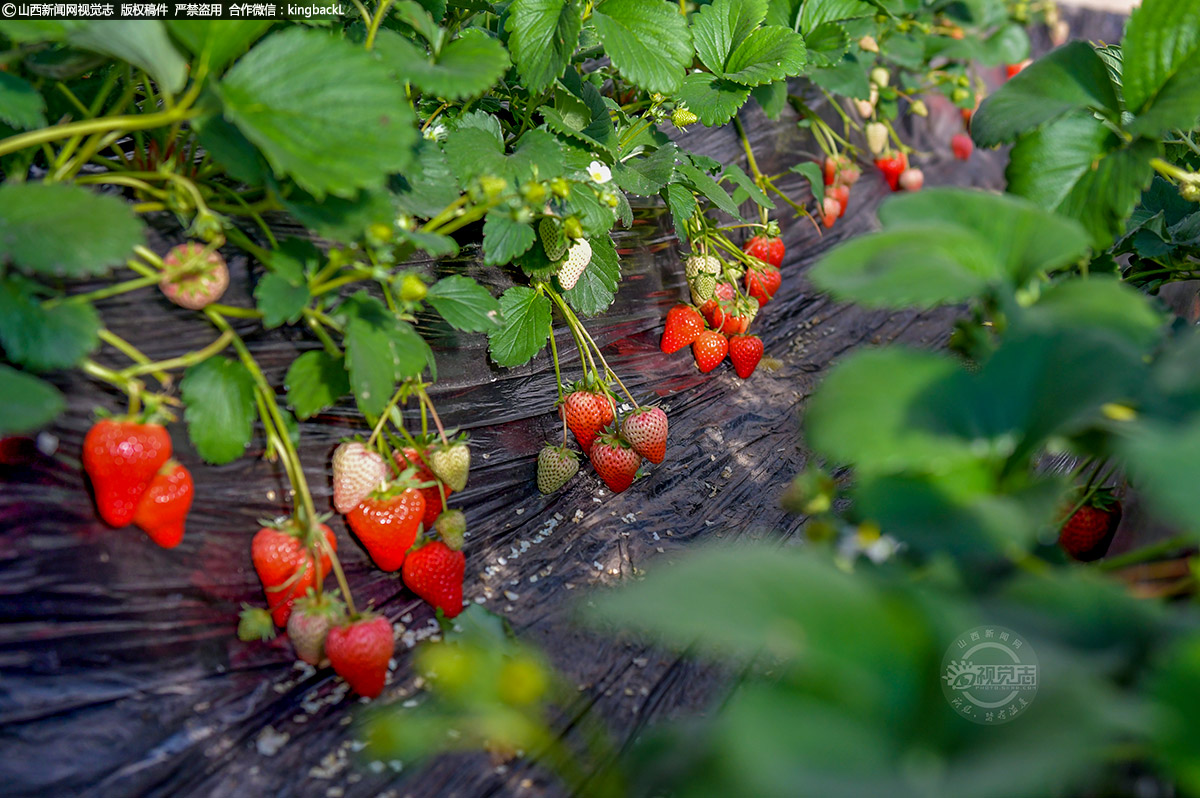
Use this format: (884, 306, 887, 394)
(83, 418, 172, 527)
(720, 304, 752, 336)
(131, 460, 193, 548)
(160, 243, 229, 310)
(822, 196, 842, 228)
(693, 330, 728, 373)
(589, 432, 642, 493)
(326, 614, 395, 698)
(561, 390, 614, 455)
(661, 304, 705, 354)
(332, 441, 388, 514)
(1005, 59, 1031, 79)
(701, 298, 725, 330)
(823, 154, 860, 187)
(621, 406, 668, 464)
(874, 152, 908, 191)
(745, 265, 782, 306)
(287, 591, 345, 665)
(1059, 491, 1121, 561)
(823, 156, 838, 186)
(537, 444, 580, 493)
(729, 335, 764, 379)
(899, 167, 924, 192)
(394, 447, 452, 529)
(347, 485, 425, 572)
(252, 522, 336, 627)
(743, 235, 785, 268)
(403, 540, 465, 618)
(829, 184, 850, 218)
(951, 133, 974, 161)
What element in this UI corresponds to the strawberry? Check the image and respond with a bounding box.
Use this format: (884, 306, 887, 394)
(700, 298, 725, 331)
(589, 432, 642, 493)
(729, 335, 764, 379)
(539, 217, 567, 260)
(688, 271, 718, 305)
(743, 235, 784, 268)
(1005, 59, 1031, 79)
(865, 122, 888, 156)
(822, 156, 838, 186)
(428, 440, 470, 493)
(83, 418, 172, 527)
(347, 484, 425, 572)
(899, 167, 924, 192)
(822, 197, 841, 229)
(287, 590, 344, 665)
(661, 304, 705, 354)
(326, 614, 395, 698)
(874, 152, 908, 191)
(131, 460, 193, 548)
(160, 243, 229, 310)
(251, 522, 336, 627)
(693, 329, 728, 373)
(537, 444, 580, 493)
(561, 390, 614, 455)
(720, 299, 754, 336)
(745, 265, 782, 306)
(434, 509, 466, 551)
(403, 539, 465, 618)
(685, 253, 720, 279)
(1059, 491, 1121, 561)
(951, 133, 974, 161)
(394, 447, 452, 529)
(332, 441, 389, 514)
(621, 406, 668, 464)
(830, 184, 850, 218)
(557, 239, 592, 290)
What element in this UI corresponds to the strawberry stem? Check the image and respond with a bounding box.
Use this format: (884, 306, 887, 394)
(322, 537, 358, 618)
(417, 386, 449, 446)
(367, 382, 408, 448)
(96, 328, 171, 386)
(548, 319, 565, 403)
(118, 329, 233, 380)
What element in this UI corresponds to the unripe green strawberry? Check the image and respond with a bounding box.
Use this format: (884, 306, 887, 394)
(685, 253, 720, 279)
(537, 444, 580, 494)
(689, 271, 717, 305)
(563, 216, 584, 240)
(870, 67, 890, 87)
(671, 107, 699, 128)
(540, 217, 567, 260)
(288, 591, 345, 665)
(429, 441, 470, 492)
(558, 239, 592, 290)
(160, 243, 229, 310)
(866, 122, 888, 156)
(434, 509, 466, 551)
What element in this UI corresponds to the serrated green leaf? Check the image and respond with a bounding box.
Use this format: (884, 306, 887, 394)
(68, 21, 187, 94)
(167, 20, 271, 72)
(591, 0, 691, 94)
(426, 274, 502, 332)
(722, 162, 773, 209)
(281, 185, 397, 244)
(566, 181, 616, 237)
(664, 182, 697, 243)
(444, 126, 563, 187)
(612, 144, 677, 196)
(193, 113, 267, 186)
(219, 28, 416, 200)
(0, 278, 99, 372)
(285, 350, 350, 420)
(802, 21, 849, 68)
(0, 183, 143, 278)
(377, 28, 510, 100)
(341, 292, 430, 415)
(0, 364, 65, 435)
(691, 0, 738, 74)
(972, 42, 1121, 148)
(488, 285, 551, 367)
(799, 0, 872, 33)
(723, 26, 806, 86)
(254, 273, 309, 329)
(1019, 278, 1163, 352)
(180, 356, 256, 465)
(395, 228, 459, 257)
(751, 79, 788, 118)
(392, 139, 461, 218)
(808, 52, 870, 98)
(508, 0, 584, 93)
(482, 211, 537, 265)
(790, 161, 824, 204)
(676, 72, 752, 126)
(1122, 0, 1200, 136)
(0, 73, 45, 130)
(563, 234, 619, 316)
(677, 161, 742, 219)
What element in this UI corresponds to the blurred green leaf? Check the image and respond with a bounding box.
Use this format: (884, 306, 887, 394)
(180, 356, 256, 464)
(0, 364, 65, 435)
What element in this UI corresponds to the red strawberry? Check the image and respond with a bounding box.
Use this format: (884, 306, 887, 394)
(823, 156, 838, 186)
(720, 305, 752, 336)
(83, 418, 172, 527)
(701, 298, 724, 330)
(347, 485, 425, 572)
(332, 441, 389, 514)
(589, 432, 642, 493)
(693, 330, 728, 373)
(287, 591, 344, 665)
(394, 447, 452, 529)
(745, 265, 782, 306)
(621, 406, 668, 464)
(899, 167, 924, 192)
(561, 390, 614, 455)
(874, 152, 908, 191)
(822, 196, 842, 228)
(729, 335, 764, 379)
(743, 235, 785, 268)
(326, 614, 395, 698)
(951, 133, 974, 161)
(661, 304, 705, 354)
(160, 243, 229, 310)
(252, 522, 336, 627)
(1005, 59, 1031, 79)
(402, 540, 465, 618)
(829, 184, 850, 218)
(131, 460, 193, 548)
(823, 154, 860, 187)
(1058, 491, 1121, 561)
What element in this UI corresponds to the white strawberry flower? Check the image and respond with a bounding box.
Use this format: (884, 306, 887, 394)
(587, 160, 612, 185)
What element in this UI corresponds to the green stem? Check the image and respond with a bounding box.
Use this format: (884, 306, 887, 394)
(119, 330, 233, 379)
(98, 328, 170, 386)
(417, 386, 449, 445)
(0, 104, 195, 159)
(48, 273, 159, 308)
(367, 383, 408, 448)
(548, 319, 565, 402)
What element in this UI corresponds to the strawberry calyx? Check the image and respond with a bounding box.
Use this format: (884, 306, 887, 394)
(293, 588, 347, 622)
(238, 604, 278, 642)
(367, 471, 427, 499)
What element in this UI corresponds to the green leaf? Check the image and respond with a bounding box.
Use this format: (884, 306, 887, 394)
(664, 181, 697, 242)
(723, 26, 806, 86)
(751, 80, 788, 118)
(285, 350, 350, 420)
(482, 211, 537, 265)
(179, 356, 256, 465)
(166, 20, 271, 72)
(677, 161, 742, 219)
(0, 73, 45, 130)
(1150, 637, 1200, 791)
(799, 0, 873, 33)
(564, 234, 619, 316)
(392, 139, 461, 218)
(507, 0, 584, 93)
(591, 0, 692, 94)
(611, 144, 677, 196)
(395, 227, 459, 258)
(425, 274, 502, 332)
(0, 183, 143, 278)
(254, 273, 309, 329)
(971, 42, 1121, 148)
(1122, 0, 1200, 136)
(68, 21, 187, 94)
(193, 114, 268, 186)
(1019, 278, 1164, 352)
(0, 364, 65, 435)
(443, 126, 563, 187)
(341, 293, 430, 415)
(1007, 111, 1159, 249)
(790, 161, 824, 204)
(803, 22, 850, 68)
(1122, 419, 1200, 534)
(281, 186, 398, 245)
(808, 52, 870, 98)
(376, 28, 510, 100)
(219, 28, 416, 200)
(488, 285, 551, 367)
(722, 162, 773, 209)
(691, 0, 739, 74)
(0, 278, 99, 372)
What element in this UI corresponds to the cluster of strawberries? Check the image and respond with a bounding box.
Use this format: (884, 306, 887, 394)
(820, 154, 862, 228)
(83, 418, 194, 548)
(538, 385, 669, 495)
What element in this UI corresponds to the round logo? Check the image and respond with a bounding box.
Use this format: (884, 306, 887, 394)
(941, 625, 1038, 725)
